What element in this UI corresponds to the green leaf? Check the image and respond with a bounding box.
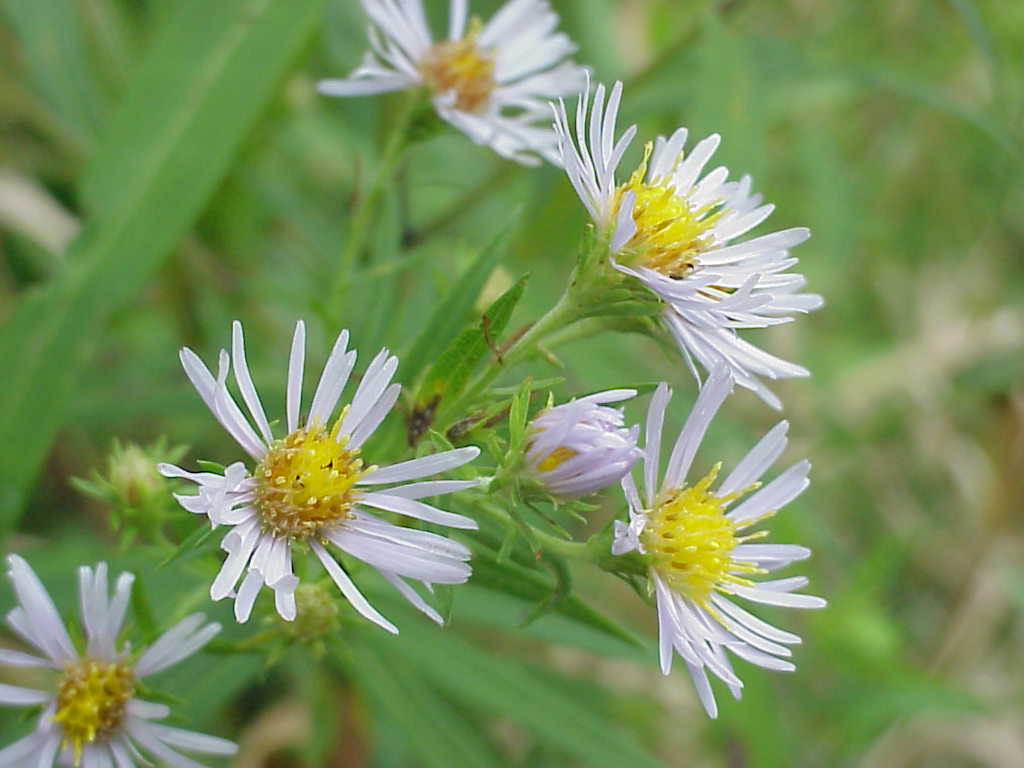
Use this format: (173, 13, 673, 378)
(3, 0, 107, 149)
(469, 541, 642, 649)
(385, 622, 662, 768)
(158, 524, 217, 569)
(422, 273, 529, 406)
(129, 572, 158, 644)
(452, 584, 650, 661)
(403, 211, 521, 381)
(0, 0, 328, 529)
(348, 642, 502, 768)
(507, 376, 534, 452)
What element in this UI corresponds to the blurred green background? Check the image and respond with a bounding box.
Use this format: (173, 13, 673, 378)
(2, 0, 1023, 766)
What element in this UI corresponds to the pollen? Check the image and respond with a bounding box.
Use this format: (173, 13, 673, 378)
(254, 415, 369, 539)
(643, 463, 761, 605)
(614, 143, 725, 279)
(537, 445, 579, 473)
(53, 659, 134, 765)
(420, 19, 496, 113)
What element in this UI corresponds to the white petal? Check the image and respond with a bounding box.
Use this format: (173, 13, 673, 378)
(381, 480, 481, 499)
(106, 572, 135, 651)
(33, 732, 60, 768)
(231, 321, 274, 444)
(731, 544, 811, 565)
(139, 722, 236, 756)
(348, 382, 401, 449)
(286, 321, 306, 433)
(718, 421, 788, 497)
(108, 740, 135, 768)
(339, 348, 398, 437)
(127, 699, 171, 720)
(310, 542, 397, 634)
(211, 523, 262, 600)
(729, 642, 796, 672)
(134, 615, 220, 677)
(0, 649, 48, 667)
(5, 555, 74, 664)
(358, 492, 478, 530)
(307, 330, 354, 428)
(317, 75, 415, 97)
(448, 0, 467, 39)
(275, 588, 297, 622)
(126, 720, 210, 768)
(730, 584, 827, 609)
(710, 593, 802, 645)
(378, 570, 443, 624)
(358, 447, 480, 485)
(327, 526, 470, 584)
(0, 728, 54, 767)
(643, 383, 671, 507)
(685, 661, 719, 718)
(234, 569, 264, 624)
(728, 460, 810, 524)
(0, 683, 50, 706)
(663, 366, 733, 490)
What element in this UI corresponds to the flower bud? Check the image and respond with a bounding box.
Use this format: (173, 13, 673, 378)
(285, 583, 341, 644)
(107, 441, 167, 507)
(525, 389, 642, 499)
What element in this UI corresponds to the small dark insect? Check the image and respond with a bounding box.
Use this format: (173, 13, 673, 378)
(407, 394, 441, 447)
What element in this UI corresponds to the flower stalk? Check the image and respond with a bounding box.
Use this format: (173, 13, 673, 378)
(329, 90, 420, 324)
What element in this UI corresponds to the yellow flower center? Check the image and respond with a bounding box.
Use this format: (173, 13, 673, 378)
(53, 659, 134, 765)
(254, 416, 370, 539)
(614, 143, 725, 279)
(642, 464, 763, 605)
(537, 445, 579, 473)
(420, 19, 496, 113)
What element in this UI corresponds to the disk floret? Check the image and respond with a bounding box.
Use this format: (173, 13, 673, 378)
(616, 144, 724, 279)
(254, 418, 369, 539)
(643, 464, 761, 605)
(420, 20, 496, 114)
(52, 659, 135, 763)
(536, 445, 579, 472)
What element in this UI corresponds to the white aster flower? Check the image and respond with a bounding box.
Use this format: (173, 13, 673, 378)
(613, 368, 826, 718)
(553, 81, 823, 409)
(0, 555, 235, 768)
(525, 389, 642, 499)
(317, 0, 587, 165)
(159, 321, 481, 634)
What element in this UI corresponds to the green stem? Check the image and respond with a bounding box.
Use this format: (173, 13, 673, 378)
(329, 91, 419, 324)
(478, 499, 589, 561)
(440, 286, 582, 425)
(440, 233, 615, 425)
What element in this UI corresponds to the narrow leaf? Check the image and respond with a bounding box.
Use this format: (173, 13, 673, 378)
(422, 274, 529, 405)
(469, 542, 642, 649)
(349, 642, 502, 768)
(0, 0, 328, 528)
(403, 211, 521, 381)
(390, 622, 661, 768)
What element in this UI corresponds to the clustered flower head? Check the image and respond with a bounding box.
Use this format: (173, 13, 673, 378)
(159, 320, 480, 633)
(613, 369, 826, 717)
(318, 0, 587, 165)
(0, 556, 236, 767)
(553, 80, 822, 409)
(525, 388, 642, 499)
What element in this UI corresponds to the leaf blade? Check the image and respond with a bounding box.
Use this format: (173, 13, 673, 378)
(0, 0, 328, 529)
